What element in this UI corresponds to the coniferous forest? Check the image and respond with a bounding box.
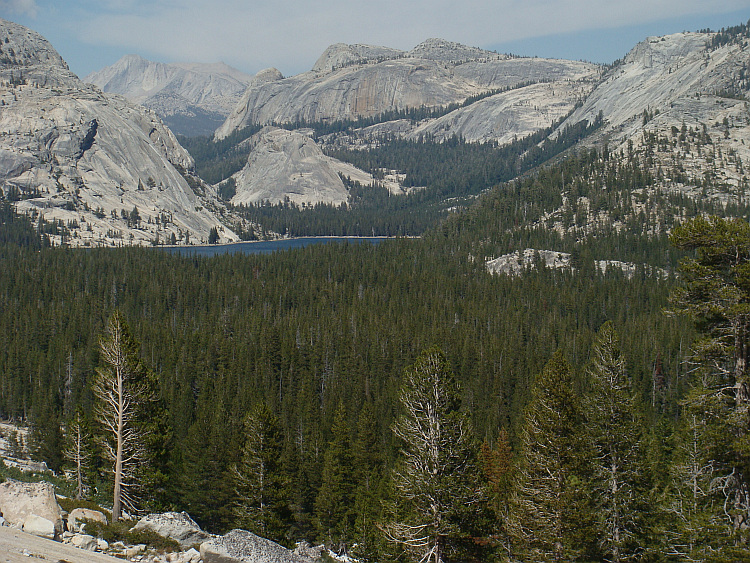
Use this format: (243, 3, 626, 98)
(3, 136, 750, 562)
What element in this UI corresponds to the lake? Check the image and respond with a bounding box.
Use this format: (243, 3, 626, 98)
(162, 237, 389, 257)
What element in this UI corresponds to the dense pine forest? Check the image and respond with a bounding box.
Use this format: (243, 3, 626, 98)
(4, 134, 750, 561)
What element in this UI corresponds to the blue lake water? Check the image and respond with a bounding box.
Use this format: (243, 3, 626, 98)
(162, 237, 388, 257)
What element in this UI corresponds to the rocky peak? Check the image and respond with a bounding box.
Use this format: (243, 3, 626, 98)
(0, 18, 68, 70)
(251, 67, 284, 85)
(312, 42, 403, 73)
(0, 18, 239, 246)
(407, 38, 497, 62)
(85, 53, 253, 135)
(623, 32, 707, 70)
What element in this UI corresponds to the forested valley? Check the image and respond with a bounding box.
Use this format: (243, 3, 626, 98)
(3, 136, 750, 561)
(180, 110, 602, 238)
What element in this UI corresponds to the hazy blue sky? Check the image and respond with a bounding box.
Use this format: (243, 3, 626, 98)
(1, 0, 749, 78)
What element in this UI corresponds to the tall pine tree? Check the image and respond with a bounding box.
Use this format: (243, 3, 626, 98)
(314, 401, 354, 551)
(669, 216, 750, 551)
(584, 322, 649, 562)
(232, 402, 289, 543)
(509, 350, 596, 562)
(383, 347, 479, 563)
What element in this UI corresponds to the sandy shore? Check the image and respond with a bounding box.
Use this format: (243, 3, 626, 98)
(0, 526, 123, 563)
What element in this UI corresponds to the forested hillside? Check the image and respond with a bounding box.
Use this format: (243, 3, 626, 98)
(184, 112, 602, 237)
(6, 133, 750, 559)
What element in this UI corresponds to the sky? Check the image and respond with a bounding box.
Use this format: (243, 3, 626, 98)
(1, 0, 750, 79)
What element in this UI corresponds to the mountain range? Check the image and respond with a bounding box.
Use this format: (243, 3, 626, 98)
(1, 18, 749, 246)
(85, 55, 252, 137)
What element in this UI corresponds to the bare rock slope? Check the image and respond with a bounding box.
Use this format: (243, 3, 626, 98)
(86, 54, 252, 136)
(230, 126, 403, 207)
(215, 39, 600, 140)
(556, 28, 750, 205)
(0, 526, 124, 563)
(0, 18, 237, 246)
(559, 31, 749, 144)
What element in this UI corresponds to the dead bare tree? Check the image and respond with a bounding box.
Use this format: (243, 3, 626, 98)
(93, 311, 148, 521)
(63, 409, 92, 500)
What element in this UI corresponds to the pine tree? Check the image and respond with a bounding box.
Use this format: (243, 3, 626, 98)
(508, 350, 595, 562)
(383, 347, 479, 563)
(479, 428, 513, 553)
(669, 216, 750, 548)
(661, 407, 733, 560)
(133, 366, 172, 512)
(584, 322, 649, 562)
(351, 402, 386, 562)
(180, 408, 237, 533)
(231, 402, 289, 542)
(28, 400, 63, 472)
(314, 401, 354, 551)
(63, 409, 93, 500)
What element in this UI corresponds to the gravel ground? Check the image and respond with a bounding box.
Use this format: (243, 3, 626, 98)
(0, 526, 123, 563)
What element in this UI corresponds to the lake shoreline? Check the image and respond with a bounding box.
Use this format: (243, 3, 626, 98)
(160, 236, 411, 256)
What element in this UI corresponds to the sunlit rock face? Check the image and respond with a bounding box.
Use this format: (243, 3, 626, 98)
(0, 18, 237, 246)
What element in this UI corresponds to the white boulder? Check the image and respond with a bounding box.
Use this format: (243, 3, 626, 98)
(131, 511, 210, 548)
(70, 532, 98, 550)
(22, 514, 56, 539)
(0, 479, 63, 537)
(67, 507, 107, 532)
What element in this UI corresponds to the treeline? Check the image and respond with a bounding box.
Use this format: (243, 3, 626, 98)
(705, 19, 750, 49)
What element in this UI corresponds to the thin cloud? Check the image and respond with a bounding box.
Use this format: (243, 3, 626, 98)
(66, 0, 750, 75)
(0, 0, 38, 17)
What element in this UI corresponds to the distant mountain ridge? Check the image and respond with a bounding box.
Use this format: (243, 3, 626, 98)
(85, 54, 252, 136)
(5, 18, 750, 245)
(214, 38, 600, 139)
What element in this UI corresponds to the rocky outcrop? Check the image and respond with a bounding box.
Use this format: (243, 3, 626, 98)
(311, 43, 403, 73)
(215, 39, 599, 139)
(130, 511, 211, 548)
(0, 479, 63, 538)
(67, 507, 107, 533)
(0, 18, 238, 247)
(486, 249, 669, 279)
(69, 532, 99, 550)
(558, 31, 748, 142)
(293, 541, 325, 560)
(200, 529, 313, 563)
(409, 80, 593, 144)
(85, 55, 252, 136)
(229, 126, 394, 207)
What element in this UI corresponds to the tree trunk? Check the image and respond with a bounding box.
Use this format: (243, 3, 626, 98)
(113, 364, 125, 521)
